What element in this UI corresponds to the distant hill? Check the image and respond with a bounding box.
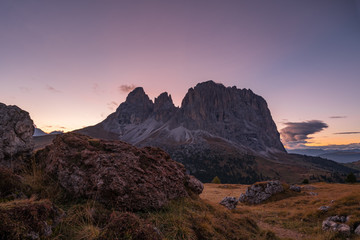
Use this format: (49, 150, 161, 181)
(33, 128, 47, 136)
(77, 81, 357, 183)
(288, 149, 360, 163)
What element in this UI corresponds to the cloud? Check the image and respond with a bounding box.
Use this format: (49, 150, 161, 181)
(46, 85, 61, 93)
(280, 120, 328, 148)
(119, 84, 136, 93)
(107, 101, 118, 111)
(19, 86, 31, 93)
(334, 132, 360, 135)
(329, 116, 347, 119)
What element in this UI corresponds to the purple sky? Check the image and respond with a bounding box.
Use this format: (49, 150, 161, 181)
(1, 0, 359, 148)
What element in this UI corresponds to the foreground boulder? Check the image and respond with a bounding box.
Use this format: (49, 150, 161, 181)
(36, 133, 203, 211)
(0, 103, 34, 170)
(239, 180, 284, 204)
(0, 199, 63, 239)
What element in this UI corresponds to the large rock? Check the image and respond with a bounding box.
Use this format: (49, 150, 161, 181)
(0, 103, 34, 170)
(36, 133, 203, 211)
(239, 180, 284, 204)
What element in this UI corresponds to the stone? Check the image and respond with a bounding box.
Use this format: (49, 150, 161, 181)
(239, 180, 284, 204)
(337, 224, 350, 236)
(308, 192, 318, 196)
(36, 133, 203, 211)
(219, 197, 238, 209)
(185, 175, 204, 195)
(289, 185, 301, 192)
(322, 215, 351, 236)
(355, 225, 360, 235)
(0, 103, 34, 170)
(318, 206, 330, 212)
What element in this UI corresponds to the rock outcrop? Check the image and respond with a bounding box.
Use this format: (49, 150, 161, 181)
(289, 185, 301, 192)
(322, 215, 351, 236)
(0, 103, 34, 170)
(36, 133, 203, 211)
(239, 180, 284, 204)
(219, 197, 238, 209)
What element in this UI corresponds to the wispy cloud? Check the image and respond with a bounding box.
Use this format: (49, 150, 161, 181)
(334, 132, 360, 135)
(19, 86, 31, 93)
(280, 120, 328, 148)
(119, 84, 136, 93)
(46, 85, 61, 93)
(107, 101, 118, 111)
(329, 116, 347, 119)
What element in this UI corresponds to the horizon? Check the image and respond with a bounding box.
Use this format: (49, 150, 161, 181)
(1, 0, 360, 150)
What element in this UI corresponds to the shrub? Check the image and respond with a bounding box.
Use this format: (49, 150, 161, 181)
(302, 179, 309, 184)
(345, 172, 357, 183)
(211, 176, 221, 184)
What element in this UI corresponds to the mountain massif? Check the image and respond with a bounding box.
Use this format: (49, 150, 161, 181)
(78, 81, 356, 183)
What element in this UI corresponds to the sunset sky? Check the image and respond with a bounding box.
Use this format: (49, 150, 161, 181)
(1, 0, 359, 149)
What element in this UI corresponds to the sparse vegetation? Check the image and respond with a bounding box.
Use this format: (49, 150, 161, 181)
(302, 179, 309, 184)
(211, 176, 221, 184)
(345, 172, 357, 183)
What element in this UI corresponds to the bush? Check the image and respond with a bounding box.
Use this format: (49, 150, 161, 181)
(211, 176, 221, 184)
(345, 173, 357, 183)
(302, 179, 309, 184)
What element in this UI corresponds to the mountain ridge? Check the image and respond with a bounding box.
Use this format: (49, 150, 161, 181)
(77, 81, 355, 183)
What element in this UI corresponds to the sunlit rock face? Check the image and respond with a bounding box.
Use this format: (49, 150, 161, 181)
(79, 81, 286, 183)
(0, 103, 34, 170)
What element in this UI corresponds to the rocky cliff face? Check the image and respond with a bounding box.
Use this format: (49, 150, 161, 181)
(78, 81, 287, 183)
(0, 103, 34, 170)
(99, 81, 284, 153)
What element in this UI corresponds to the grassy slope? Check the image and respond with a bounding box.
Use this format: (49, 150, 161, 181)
(202, 183, 360, 240)
(0, 159, 273, 240)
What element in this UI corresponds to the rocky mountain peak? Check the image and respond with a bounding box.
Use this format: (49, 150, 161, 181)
(124, 87, 153, 106)
(154, 92, 175, 112)
(154, 92, 177, 122)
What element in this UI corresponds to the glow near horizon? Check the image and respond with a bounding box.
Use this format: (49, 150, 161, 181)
(0, 0, 359, 149)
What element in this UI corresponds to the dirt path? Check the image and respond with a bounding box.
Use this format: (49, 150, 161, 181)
(257, 221, 306, 240)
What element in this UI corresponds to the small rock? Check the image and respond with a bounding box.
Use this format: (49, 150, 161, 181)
(328, 215, 348, 223)
(322, 215, 351, 236)
(290, 185, 301, 192)
(308, 192, 318, 196)
(322, 220, 338, 231)
(318, 206, 330, 212)
(355, 225, 360, 235)
(219, 197, 238, 209)
(337, 224, 350, 236)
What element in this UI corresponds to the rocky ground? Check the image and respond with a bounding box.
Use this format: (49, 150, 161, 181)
(202, 182, 360, 240)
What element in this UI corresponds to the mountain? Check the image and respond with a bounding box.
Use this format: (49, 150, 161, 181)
(77, 81, 356, 183)
(33, 128, 47, 136)
(288, 149, 360, 163)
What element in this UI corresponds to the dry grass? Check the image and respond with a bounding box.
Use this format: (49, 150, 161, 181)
(201, 182, 360, 240)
